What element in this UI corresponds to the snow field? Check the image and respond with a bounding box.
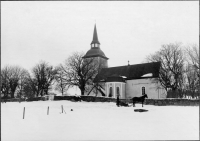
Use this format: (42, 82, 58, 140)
(1, 101, 199, 140)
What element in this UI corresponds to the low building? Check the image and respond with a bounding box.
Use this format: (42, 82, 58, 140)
(94, 62, 167, 99)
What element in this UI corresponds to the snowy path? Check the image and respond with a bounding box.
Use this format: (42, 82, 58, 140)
(1, 101, 199, 140)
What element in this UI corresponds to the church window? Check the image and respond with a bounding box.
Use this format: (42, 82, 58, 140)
(142, 87, 145, 95)
(109, 87, 112, 97)
(116, 87, 120, 97)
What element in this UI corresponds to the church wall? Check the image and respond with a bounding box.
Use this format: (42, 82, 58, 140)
(105, 82, 125, 99)
(86, 57, 107, 68)
(87, 79, 166, 99)
(122, 83, 126, 99)
(85, 57, 108, 68)
(126, 78, 167, 99)
(98, 57, 108, 68)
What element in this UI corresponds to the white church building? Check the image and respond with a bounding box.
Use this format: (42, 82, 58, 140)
(83, 25, 167, 99)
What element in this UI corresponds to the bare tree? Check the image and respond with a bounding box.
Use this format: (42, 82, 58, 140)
(185, 64, 199, 98)
(185, 44, 199, 71)
(60, 52, 99, 95)
(16, 69, 30, 99)
(32, 61, 58, 97)
(1, 66, 11, 98)
(1, 65, 29, 98)
(55, 65, 68, 95)
(185, 44, 199, 98)
(23, 76, 38, 98)
(146, 43, 185, 92)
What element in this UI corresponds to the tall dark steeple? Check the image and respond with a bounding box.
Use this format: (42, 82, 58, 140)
(83, 24, 108, 68)
(83, 24, 108, 60)
(91, 24, 100, 45)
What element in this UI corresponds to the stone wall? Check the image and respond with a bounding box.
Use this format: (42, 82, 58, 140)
(144, 99, 199, 106)
(54, 96, 199, 106)
(54, 95, 116, 102)
(1, 97, 45, 102)
(1, 98, 25, 102)
(81, 96, 116, 102)
(2, 96, 198, 106)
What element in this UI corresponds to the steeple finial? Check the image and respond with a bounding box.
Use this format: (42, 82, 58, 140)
(91, 24, 100, 45)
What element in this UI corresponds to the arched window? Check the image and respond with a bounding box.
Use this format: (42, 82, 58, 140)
(116, 87, 120, 97)
(142, 87, 145, 95)
(109, 87, 112, 97)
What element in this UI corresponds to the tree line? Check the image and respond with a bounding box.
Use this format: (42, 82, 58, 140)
(146, 43, 199, 99)
(1, 43, 199, 99)
(1, 52, 103, 99)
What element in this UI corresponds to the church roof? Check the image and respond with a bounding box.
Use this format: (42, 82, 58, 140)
(83, 47, 109, 59)
(106, 75, 126, 83)
(94, 62, 161, 82)
(91, 24, 100, 45)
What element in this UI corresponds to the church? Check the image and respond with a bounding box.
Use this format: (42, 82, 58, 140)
(83, 25, 167, 99)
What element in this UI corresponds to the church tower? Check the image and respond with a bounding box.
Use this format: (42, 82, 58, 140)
(83, 24, 108, 68)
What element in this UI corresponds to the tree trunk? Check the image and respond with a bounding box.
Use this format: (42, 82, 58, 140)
(61, 88, 64, 96)
(40, 89, 43, 96)
(44, 88, 48, 95)
(81, 89, 84, 96)
(36, 91, 39, 97)
(10, 91, 15, 98)
(80, 86, 85, 96)
(79, 83, 85, 96)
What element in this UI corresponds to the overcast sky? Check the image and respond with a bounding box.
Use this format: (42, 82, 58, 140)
(2, 1, 199, 72)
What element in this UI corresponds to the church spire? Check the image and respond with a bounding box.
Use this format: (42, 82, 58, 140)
(91, 24, 100, 45)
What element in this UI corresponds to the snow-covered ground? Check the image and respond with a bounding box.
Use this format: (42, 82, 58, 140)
(1, 101, 199, 140)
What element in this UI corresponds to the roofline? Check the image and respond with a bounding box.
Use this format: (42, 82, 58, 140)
(94, 76, 159, 83)
(104, 61, 161, 69)
(125, 76, 158, 80)
(82, 55, 109, 60)
(106, 81, 126, 83)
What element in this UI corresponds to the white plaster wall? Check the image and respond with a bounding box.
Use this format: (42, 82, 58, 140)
(106, 82, 114, 98)
(89, 78, 167, 99)
(105, 82, 125, 99)
(122, 83, 126, 99)
(126, 78, 167, 99)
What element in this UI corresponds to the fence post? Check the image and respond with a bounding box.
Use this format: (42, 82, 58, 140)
(47, 106, 49, 115)
(62, 105, 63, 113)
(23, 107, 25, 119)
